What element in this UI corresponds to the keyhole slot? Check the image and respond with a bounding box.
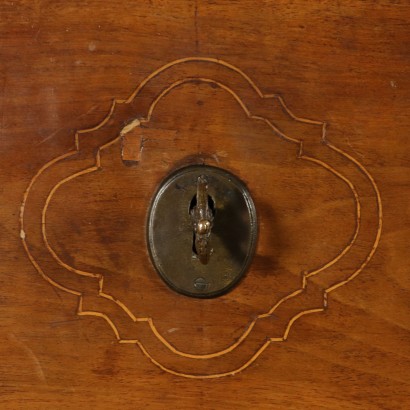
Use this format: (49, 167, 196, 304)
(189, 194, 215, 215)
(189, 194, 215, 257)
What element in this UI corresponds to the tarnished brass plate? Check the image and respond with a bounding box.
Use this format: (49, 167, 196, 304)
(147, 165, 258, 298)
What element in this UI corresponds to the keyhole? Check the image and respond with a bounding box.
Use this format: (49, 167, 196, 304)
(189, 194, 215, 214)
(189, 194, 215, 256)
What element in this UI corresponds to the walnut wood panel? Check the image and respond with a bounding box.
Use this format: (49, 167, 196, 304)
(0, 1, 409, 409)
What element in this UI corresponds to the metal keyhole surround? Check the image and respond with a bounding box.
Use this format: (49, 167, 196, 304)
(147, 165, 258, 298)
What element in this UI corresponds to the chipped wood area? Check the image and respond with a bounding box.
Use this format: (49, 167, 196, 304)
(121, 127, 177, 164)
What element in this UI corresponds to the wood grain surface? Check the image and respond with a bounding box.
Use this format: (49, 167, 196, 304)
(0, 1, 409, 408)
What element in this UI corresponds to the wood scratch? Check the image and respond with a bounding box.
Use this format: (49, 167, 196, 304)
(37, 127, 65, 146)
(194, 0, 199, 53)
(37, 104, 99, 146)
(8, 333, 47, 384)
(0, 76, 6, 140)
(346, 135, 366, 159)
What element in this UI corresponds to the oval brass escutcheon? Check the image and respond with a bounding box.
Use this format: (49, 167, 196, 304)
(147, 165, 258, 298)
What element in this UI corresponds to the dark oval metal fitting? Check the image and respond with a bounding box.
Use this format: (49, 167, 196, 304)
(147, 165, 258, 298)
